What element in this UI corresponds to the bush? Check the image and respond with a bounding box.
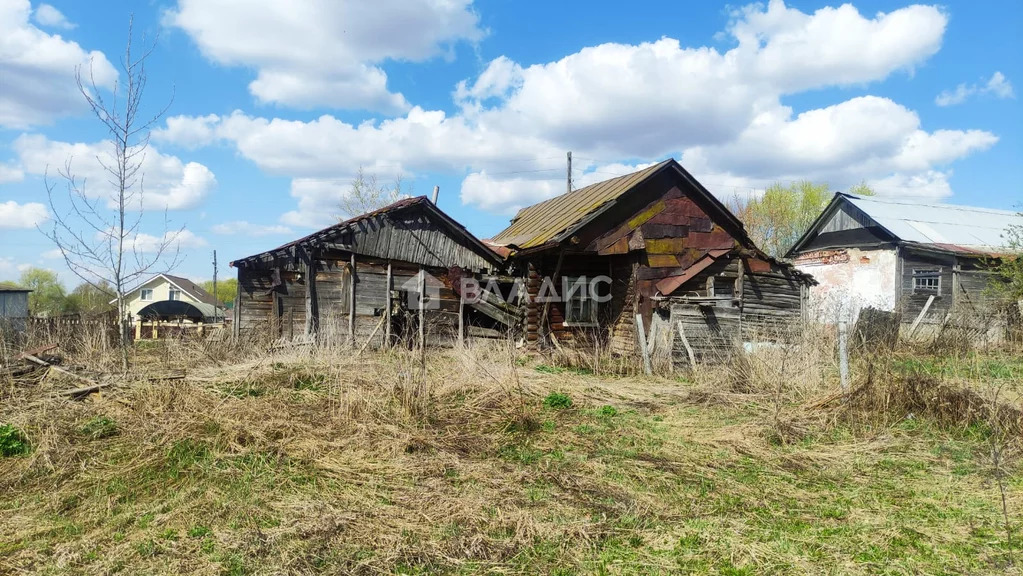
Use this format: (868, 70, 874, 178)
(0, 424, 30, 457)
(543, 392, 572, 410)
(80, 416, 118, 439)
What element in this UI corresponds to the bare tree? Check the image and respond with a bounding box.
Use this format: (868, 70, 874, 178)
(337, 166, 411, 220)
(42, 16, 180, 370)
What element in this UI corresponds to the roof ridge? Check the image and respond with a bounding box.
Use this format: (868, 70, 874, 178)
(512, 160, 671, 219)
(847, 194, 1019, 216)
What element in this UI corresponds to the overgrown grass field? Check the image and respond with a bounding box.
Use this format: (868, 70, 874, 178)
(1, 342, 1020, 575)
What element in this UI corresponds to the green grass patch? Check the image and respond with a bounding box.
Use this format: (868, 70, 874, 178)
(79, 416, 118, 440)
(543, 392, 572, 410)
(0, 424, 30, 457)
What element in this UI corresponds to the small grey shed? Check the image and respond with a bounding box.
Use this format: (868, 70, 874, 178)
(0, 284, 32, 335)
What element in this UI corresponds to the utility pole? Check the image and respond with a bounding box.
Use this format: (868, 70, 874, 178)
(212, 250, 219, 321)
(566, 151, 573, 194)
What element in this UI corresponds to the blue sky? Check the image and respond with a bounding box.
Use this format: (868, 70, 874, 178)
(0, 0, 1020, 287)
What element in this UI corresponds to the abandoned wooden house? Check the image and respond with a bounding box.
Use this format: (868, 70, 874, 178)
(230, 196, 510, 346)
(488, 158, 816, 365)
(787, 193, 1023, 332)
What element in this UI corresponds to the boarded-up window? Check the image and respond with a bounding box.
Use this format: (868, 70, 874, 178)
(713, 276, 735, 298)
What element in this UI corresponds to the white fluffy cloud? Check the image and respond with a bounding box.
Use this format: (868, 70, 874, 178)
(165, 0, 483, 113)
(935, 71, 1015, 106)
(460, 162, 657, 215)
(682, 96, 997, 182)
(0, 200, 48, 229)
(14, 134, 217, 211)
(0, 162, 24, 183)
(155, 1, 994, 218)
(152, 114, 221, 149)
(211, 221, 293, 236)
(0, 0, 115, 129)
(33, 3, 75, 29)
(130, 229, 207, 253)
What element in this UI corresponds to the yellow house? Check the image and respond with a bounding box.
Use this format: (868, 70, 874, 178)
(119, 274, 222, 322)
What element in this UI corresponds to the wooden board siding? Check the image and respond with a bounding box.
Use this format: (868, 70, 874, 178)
(899, 250, 955, 325)
(238, 253, 473, 347)
(323, 207, 496, 272)
(670, 304, 740, 366)
(237, 267, 277, 339)
(508, 169, 809, 356)
(664, 256, 805, 366)
(233, 199, 504, 345)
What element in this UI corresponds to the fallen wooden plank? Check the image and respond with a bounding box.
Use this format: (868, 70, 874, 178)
(18, 343, 58, 360)
(908, 295, 935, 336)
(676, 321, 697, 367)
(22, 354, 99, 387)
(62, 382, 114, 398)
(357, 315, 386, 355)
(145, 371, 186, 381)
(635, 314, 653, 376)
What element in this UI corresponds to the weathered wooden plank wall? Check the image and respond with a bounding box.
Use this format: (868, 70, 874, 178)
(900, 249, 955, 325)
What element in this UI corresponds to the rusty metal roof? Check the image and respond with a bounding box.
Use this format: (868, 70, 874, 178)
(490, 160, 673, 249)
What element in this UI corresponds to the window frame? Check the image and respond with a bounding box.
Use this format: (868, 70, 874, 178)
(140, 288, 154, 301)
(562, 276, 598, 327)
(168, 288, 182, 301)
(912, 267, 941, 295)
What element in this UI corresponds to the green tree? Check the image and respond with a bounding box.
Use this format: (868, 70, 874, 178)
(734, 181, 875, 257)
(847, 181, 877, 197)
(18, 268, 68, 317)
(66, 282, 116, 316)
(201, 278, 238, 306)
(993, 213, 1023, 300)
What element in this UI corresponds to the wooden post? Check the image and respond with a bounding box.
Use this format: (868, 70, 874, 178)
(418, 267, 426, 348)
(458, 291, 465, 348)
(952, 264, 961, 310)
(838, 314, 849, 393)
(348, 253, 357, 345)
(566, 151, 572, 194)
(135, 321, 141, 341)
(385, 261, 392, 348)
(304, 255, 317, 337)
(635, 314, 653, 375)
(151, 322, 157, 339)
(233, 278, 241, 339)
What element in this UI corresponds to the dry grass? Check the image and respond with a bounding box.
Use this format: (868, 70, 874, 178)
(0, 337, 1020, 575)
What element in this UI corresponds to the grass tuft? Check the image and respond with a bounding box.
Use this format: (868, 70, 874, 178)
(0, 424, 29, 457)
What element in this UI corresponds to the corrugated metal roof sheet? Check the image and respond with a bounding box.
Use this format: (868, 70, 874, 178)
(844, 194, 1022, 253)
(490, 160, 671, 249)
